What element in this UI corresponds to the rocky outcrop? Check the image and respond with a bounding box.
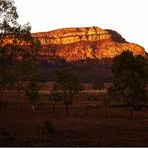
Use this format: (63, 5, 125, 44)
(32, 26, 112, 45)
(32, 26, 146, 62)
(1, 26, 146, 62)
(55, 41, 145, 61)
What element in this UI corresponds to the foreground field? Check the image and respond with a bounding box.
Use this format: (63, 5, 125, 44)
(1, 92, 148, 146)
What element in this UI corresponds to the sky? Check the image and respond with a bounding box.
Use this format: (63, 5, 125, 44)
(14, 0, 148, 52)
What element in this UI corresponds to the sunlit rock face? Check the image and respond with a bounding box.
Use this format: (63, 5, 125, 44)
(32, 26, 146, 61)
(32, 26, 111, 44)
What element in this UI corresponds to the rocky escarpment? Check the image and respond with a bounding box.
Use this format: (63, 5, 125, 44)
(32, 27, 113, 44)
(2, 26, 145, 62)
(32, 26, 146, 62)
(56, 41, 145, 61)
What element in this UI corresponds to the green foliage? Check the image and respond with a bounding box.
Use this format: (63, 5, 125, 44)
(0, 0, 41, 93)
(0, 71, 14, 91)
(112, 51, 148, 114)
(16, 57, 40, 79)
(53, 69, 83, 99)
(107, 86, 115, 98)
(52, 68, 83, 116)
(0, 0, 18, 33)
(112, 51, 148, 82)
(93, 81, 104, 91)
(25, 77, 40, 104)
(50, 84, 63, 102)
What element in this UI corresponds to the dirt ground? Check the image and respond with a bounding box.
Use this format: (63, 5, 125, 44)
(1, 93, 148, 146)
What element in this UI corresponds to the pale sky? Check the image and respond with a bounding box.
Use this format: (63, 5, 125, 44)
(14, 0, 148, 52)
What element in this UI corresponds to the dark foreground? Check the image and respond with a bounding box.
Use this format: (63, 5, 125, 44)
(1, 104, 148, 147)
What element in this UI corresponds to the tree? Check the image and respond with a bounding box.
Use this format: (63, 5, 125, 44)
(0, 0, 40, 95)
(25, 76, 41, 112)
(0, 0, 18, 33)
(93, 81, 104, 92)
(93, 80, 110, 117)
(50, 84, 63, 114)
(112, 51, 148, 119)
(52, 69, 83, 117)
(102, 94, 111, 118)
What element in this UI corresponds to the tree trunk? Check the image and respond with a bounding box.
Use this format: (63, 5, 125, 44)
(85, 106, 88, 116)
(40, 102, 43, 112)
(65, 103, 69, 117)
(52, 101, 56, 114)
(32, 104, 35, 113)
(104, 104, 108, 118)
(130, 107, 133, 119)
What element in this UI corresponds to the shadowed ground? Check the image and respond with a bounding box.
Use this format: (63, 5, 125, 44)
(1, 92, 148, 146)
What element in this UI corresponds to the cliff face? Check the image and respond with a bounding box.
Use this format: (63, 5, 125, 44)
(32, 26, 146, 62)
(55, 41, 145, 61)
(32, 27, 112, 44)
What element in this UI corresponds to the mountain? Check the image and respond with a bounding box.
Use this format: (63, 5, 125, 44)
(2, 26, 146, 82)
(32, 26, 146, 62)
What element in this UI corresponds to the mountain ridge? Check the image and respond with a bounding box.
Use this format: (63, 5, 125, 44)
(31, 26, 146, 62)
(1, 26, 147, 82)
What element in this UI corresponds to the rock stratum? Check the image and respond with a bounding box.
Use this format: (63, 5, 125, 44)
(32, 26, 146, 62)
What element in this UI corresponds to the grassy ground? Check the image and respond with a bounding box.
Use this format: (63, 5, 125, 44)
(0, 92, 148, 146)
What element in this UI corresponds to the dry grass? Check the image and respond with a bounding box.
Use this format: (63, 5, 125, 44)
(0, 92, 148, 146)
